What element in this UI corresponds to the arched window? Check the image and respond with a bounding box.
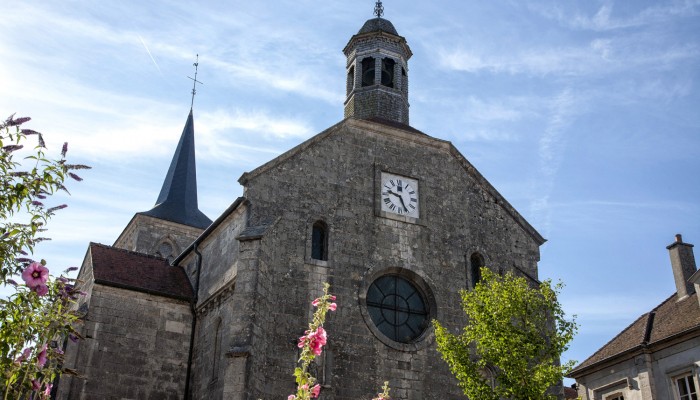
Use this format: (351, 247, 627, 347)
(381, 58, 395, 88)
(470, 253, 484, 289)
(155, 240, 176, 263)
(361, 57, 375, 87)
(346, 65, 355, 94)
(401, 67, 408, 94)
(311, 221, 328, 261)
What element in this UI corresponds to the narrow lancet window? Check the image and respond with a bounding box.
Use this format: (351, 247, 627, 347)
(347, 65, 355, 95)
(362, 57, 376, 87)
(311, 221, 328, 261)
(470, 253, 484, 289)
(381, 58, 395, 88)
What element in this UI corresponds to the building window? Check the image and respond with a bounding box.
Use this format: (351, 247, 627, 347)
(470, 253, 484, 289)
(607, 394, 624, 400)
(675, 373, 698, 400)
(381, 58, 395, 88)
(346, 65, 355, 94)
(361, 57, 375, 87)
(366, 275, 429, 343)
(155, 240, 176, 263)
(311, 221, 328, 261)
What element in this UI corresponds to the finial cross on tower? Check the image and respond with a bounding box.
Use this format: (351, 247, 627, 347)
(374, 0, 384, 18)
(188, 54, 203, 110)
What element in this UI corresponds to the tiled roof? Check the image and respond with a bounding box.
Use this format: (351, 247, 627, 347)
(564, 387, 578, 399)
(358, 17, 399, 35)
(569, 291, 700, 375)
(89, 242, 193, 301)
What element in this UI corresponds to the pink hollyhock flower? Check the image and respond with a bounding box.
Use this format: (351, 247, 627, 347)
(33, 283, 49, 296)
(21, 262, 48, 288)
(14, 348, 31, 365)
(36, 344, 47, 368)
(310, 384, 321, 398)
(312, 298, 321, 307)
(329, 295, 336, 301)
(308, 327, 327, 356)
(31, 380, 41, 391)
(43, 383, 53, 396)
(297, 326, 328, 356)
(328, 302, 337, 311)
(287, 395, 296, 400)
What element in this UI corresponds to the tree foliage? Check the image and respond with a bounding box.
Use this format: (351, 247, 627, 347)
(0, 114, 89, 399)
(433, 268, 577, 400)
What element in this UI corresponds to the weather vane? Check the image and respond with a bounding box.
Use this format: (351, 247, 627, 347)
(374, 0, 384, 18)
(188, 54, 203, 110)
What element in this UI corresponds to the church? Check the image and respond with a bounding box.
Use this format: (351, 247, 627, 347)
(56, 3, 548, 399)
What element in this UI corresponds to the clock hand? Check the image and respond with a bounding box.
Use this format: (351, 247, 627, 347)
(386, 190, 409, 212)
(397, 195, 409, 212)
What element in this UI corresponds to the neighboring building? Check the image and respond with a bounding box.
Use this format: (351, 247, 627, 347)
(568, 234, 700, 400)
(57, 5, 551, 400)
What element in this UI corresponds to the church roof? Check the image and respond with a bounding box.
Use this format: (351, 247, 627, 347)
(358, 17, 399, 35)
(568, 290, 700, 376)
(88, 242, 194, 301)
(140, 110, 212, 229)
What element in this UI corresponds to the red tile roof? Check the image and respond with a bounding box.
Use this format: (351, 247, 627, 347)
(564, 386, 578, 399)
(569, 291, 700, 375)
(89, 242, 193, 301)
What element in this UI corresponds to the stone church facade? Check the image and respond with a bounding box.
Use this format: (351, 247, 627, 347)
(57, 9, 547, 400)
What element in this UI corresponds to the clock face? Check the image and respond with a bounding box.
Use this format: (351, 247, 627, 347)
(380, 173, 419, 218)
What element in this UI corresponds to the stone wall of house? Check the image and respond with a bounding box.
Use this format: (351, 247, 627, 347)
(574, 337, 700, 400)
(57, 284, 192, 400)
(222, 118, 543, 399)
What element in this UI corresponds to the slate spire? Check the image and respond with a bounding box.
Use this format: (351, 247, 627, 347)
(140, 109, 212, 229)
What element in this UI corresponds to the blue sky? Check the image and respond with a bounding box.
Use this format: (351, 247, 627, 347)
(2, 0, 699, 385)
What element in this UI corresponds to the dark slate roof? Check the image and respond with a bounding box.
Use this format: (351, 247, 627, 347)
(358, 17, 399, 35)
(569, 291, 700, 375)
(89, 242, 193, 301)
(141, 110, 213, 229)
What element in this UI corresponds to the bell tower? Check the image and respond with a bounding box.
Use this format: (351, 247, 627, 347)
(343, 1, 412, 125)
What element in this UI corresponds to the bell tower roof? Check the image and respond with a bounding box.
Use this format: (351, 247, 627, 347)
(140, 109, 212, 229)
(358, 17, 399, 36)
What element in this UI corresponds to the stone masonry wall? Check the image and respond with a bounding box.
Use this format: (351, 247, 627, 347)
(57, 284, 192, 400)
(114, 214, 204, 260)
(233, 118, 542, 399)
(344, 32, 410, 124)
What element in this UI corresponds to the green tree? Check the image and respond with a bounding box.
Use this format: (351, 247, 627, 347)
(433, 268, 577, 400)
(0, 114, 88, 399)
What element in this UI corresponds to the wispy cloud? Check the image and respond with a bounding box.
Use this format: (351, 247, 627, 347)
(537, 1, 700, 32)
(199, 109, 312, 140)
(529, 89, 578, 234)
(437, 39, 698, 78)
(193, 108, 313, 165)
